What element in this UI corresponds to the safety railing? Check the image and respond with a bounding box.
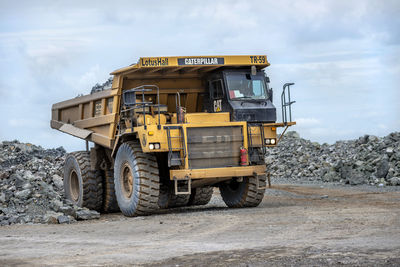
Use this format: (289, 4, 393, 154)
(122, 85, 162, 130)
(281, 83, 295, 125)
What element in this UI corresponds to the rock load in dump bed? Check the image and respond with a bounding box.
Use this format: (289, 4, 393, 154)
(90, 77, 112, 94)
(0, 141, 100, 226)
(266, 131, 400, 186)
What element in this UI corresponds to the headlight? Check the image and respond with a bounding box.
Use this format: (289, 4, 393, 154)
(149, 143, 160, 150)
(264, 138, 276, 145)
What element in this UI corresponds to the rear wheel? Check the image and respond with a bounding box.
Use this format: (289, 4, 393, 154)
(158, 183, 190, 209)
(219, 175, 265, 208)
(114, 141, 159, 216)
(188, 187, 213, 206)
(63, 151, 103, 211)
(102, 169, 119, 213)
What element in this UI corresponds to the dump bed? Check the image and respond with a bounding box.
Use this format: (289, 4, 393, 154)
(51, 55, 270, 148)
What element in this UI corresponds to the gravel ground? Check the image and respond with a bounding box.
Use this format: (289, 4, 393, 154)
(1, 183, 399, 266)
(272, 177, 400, 193)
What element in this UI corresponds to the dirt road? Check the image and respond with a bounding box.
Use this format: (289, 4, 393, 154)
(1, 184, 400, 266)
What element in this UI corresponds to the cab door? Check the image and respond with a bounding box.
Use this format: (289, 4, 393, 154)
(209, 79, 226, 113)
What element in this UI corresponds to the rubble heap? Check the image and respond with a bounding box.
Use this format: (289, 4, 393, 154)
(90, 77, 113, 94)
(0, 141, 100, 226)
(266, 131, 400, 186)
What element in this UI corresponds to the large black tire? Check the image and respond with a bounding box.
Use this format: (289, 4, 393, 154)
(63, 151, 103, 211)
(102, 169, 119, 213)
(114, 141, 160, 216)
(158, 183, 190, 209)
(219, 175, 265, 208)
(187, 187, 213, 206)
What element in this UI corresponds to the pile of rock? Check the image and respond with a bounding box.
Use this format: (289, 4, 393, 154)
(0, 141, 100, 226)
(266, 131, 400, 186)
(90, 77, 113, 94)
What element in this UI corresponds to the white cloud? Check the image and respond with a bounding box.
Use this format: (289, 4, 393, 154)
(74, 65, 107, 93)
(377, 124, 387, 130)
(296, 118, 321, 127)
(8, 118, 38, 127)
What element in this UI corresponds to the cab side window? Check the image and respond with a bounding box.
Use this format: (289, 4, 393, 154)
(212, 80, 224, 99)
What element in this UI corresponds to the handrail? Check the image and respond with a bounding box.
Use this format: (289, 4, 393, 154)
(281, 83, 295, 125)
(123, 85, 162, 130)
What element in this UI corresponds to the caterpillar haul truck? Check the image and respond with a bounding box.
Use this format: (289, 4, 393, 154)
(51, 55, 296, 216)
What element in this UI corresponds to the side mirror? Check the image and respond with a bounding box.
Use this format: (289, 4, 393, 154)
(265, 76, 270, 83)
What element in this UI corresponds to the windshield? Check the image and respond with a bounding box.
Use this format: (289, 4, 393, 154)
(226, 73, 268, 100)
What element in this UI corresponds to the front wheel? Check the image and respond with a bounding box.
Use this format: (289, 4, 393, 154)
(219, 176, 265, 208)
(114, 141, 160, 216)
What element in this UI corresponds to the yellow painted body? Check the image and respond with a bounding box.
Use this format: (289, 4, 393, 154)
(51, 55, 295, 180)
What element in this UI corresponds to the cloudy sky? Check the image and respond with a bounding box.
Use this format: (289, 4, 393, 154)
(0, 0, 399, 151)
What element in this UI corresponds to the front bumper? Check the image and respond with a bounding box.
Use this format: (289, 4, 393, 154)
(170, 165, 266, 180)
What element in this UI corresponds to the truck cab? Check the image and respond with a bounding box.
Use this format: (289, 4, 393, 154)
(205, 69, 276, 123)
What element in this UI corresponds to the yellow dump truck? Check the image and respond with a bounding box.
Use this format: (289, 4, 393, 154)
(51, 55, 295, 216)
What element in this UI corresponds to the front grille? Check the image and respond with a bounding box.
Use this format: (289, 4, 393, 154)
(186, 126, 243, 169)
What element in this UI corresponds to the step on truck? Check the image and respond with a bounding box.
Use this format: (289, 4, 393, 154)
(51, 55, 296, 216)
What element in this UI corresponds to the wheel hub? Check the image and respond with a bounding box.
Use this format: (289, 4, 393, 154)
(69, 170, 79, 202)
(121, 163, 133, 198)
(228, 179, 241, 191)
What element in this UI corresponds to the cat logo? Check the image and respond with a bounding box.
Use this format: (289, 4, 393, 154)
(214, 99, 222, 112)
